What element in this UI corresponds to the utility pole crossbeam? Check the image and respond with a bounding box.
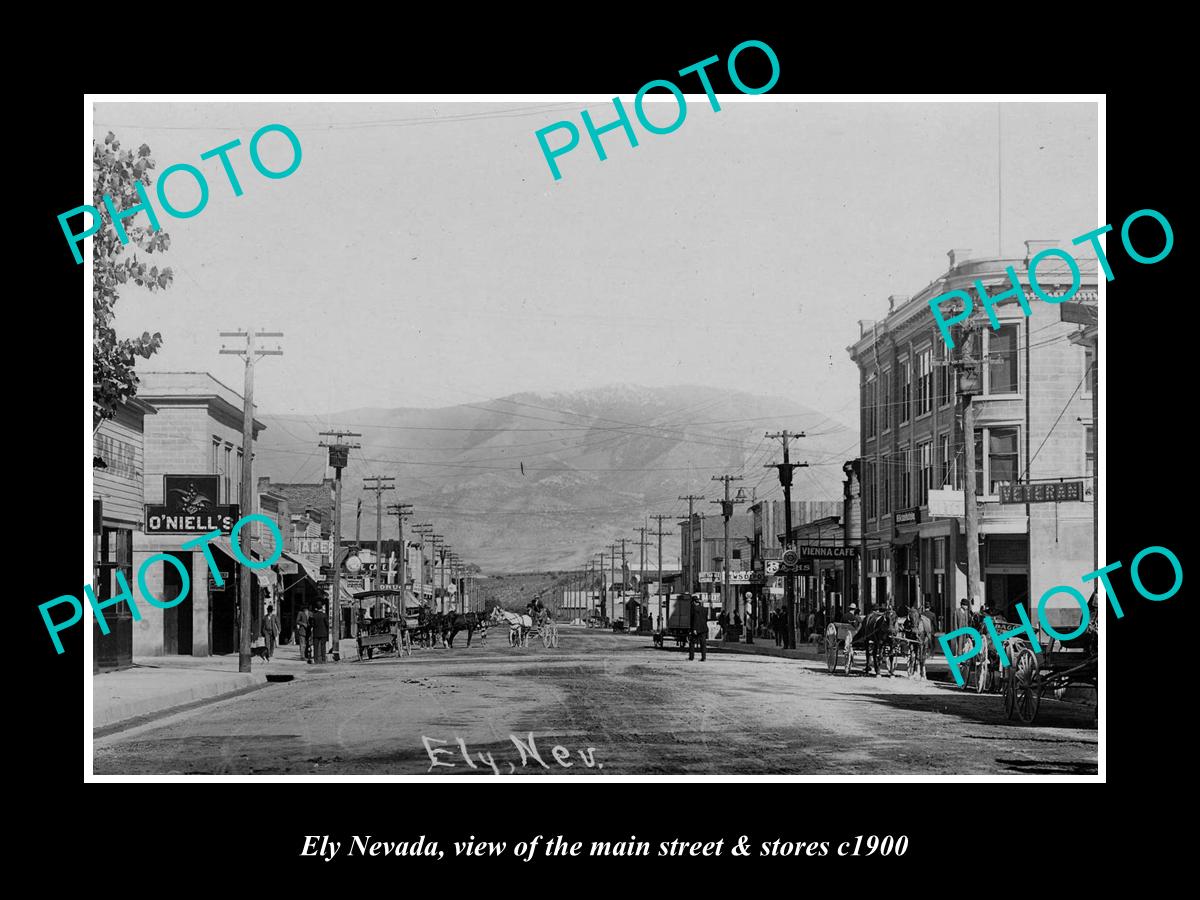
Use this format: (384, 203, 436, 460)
(218, 330, 283, 674)
(319, 430, 361, 652)
(764, 431, 808, 650)
(678, 494, 705, 594)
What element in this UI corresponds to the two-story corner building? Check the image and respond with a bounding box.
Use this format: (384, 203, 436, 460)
(133, 371, 268, 657)
(847, 243, 1097, 631)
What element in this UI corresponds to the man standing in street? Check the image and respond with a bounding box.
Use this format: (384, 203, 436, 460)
(688, 595, 708, 662)
(953, 598, 970, 657)
(262, 604, 280, 661)
(310, 604, 329, 665)
(295, 605, 310, 660)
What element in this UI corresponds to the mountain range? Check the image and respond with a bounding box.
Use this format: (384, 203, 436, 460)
(255, 384, 859, 572)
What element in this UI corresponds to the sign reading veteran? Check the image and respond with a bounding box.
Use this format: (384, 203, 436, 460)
(145, 474, 239, 534)
(998, 481, 1084, 504)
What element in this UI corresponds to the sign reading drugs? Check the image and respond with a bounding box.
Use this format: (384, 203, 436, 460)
(998, 481, 1084, 504)
(699, 571, 761, 584)
(144, 475, 239, 534)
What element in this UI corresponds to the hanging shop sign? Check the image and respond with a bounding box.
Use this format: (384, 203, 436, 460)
(999, 482, 1084, 504)
(144, 475, 239, 534)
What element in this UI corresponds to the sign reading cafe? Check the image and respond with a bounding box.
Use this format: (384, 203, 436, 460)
(144, 475, 239, 534)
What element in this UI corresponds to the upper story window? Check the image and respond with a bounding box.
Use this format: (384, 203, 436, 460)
(898, 358, 911, 424)
(864, 376, 877, 440)
(865, 460, 877, 521)
(916, 348, 933, 416)
(987, 324, 1019, 395)
(880, 367, 892, 432)
(1082, 346, 1096, 398)
(918, 440, 934, 505)
(974, 425, 1020, 497)
(936, 341, 953, 407)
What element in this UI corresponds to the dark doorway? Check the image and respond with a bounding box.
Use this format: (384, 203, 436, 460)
(161, 553, 193, 655)
(211, 579, 236, 655)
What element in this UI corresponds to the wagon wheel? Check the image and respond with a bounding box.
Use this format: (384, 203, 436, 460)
(541, 629, 551, 648)
(1003, 666, 1017, 719)
(826, 636, 838, 673)
(974, 659, 989, 693)
(1013, 647, 1041, 724)
(551, 627, 559, 648)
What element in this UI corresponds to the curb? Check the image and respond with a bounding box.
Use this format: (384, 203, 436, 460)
(94, 672, 267, 729)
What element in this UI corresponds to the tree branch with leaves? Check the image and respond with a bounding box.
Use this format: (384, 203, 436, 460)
(92, 131, 172, 430)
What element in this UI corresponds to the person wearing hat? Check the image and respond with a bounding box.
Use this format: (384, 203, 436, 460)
(687, 595, 708, 662)
(952, 598, 971, 657)
(846, 601, 863, 629)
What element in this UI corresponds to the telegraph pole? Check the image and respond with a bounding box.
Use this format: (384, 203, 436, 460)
(387, 502, 412, 595)
(438, 543, 451, 613)
(317, 430, 360, 651)
(363, 476, 394, 611)
(607, 543, 619, 624)
(219, 330, 282, 673)
(678, 494, 704, 593)
(765, 431, 808, 649)
(594, 553, 606, 623)
(634, 526, 650, 627)
(650, 515, 671, 631)
(711, 475, 745, 632)
(955, 340, 983, 612)
(427, 533, 443, 608)
(411, 524, 432, 602)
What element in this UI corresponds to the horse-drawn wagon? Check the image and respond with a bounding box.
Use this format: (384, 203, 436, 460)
(652, 596, 693, 649)
(1001, 603, 1097, 724)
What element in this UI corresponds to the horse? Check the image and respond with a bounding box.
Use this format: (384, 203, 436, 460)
(491, 606, 532, 647)
(897, 606, 936, 679)
(825, 609, 895, 676)
(442, 611, 479, 648)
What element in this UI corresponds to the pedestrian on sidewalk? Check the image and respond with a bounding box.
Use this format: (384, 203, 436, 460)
(295, 605, 310, 660)
(310, 605, 329, 664)
(806, 610, 815, 644)
(687, 596, 708, 662)
(262, 604, 280, 661)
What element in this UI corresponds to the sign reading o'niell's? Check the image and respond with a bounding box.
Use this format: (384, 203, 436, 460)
(145, 475, 239, 534)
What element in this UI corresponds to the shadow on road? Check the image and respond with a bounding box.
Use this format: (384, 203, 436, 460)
(840, 685, 1098, 731)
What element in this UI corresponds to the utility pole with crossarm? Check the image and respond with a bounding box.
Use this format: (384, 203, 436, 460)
(765, 431, 808, 650)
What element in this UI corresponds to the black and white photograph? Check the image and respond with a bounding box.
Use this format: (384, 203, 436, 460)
(80, 93, 1112, 779)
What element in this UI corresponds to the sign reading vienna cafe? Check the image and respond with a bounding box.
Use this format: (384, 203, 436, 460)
(145, 475, 240, 534)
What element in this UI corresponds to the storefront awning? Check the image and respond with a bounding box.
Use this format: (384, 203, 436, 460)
(281, 550, 322, 583)
(209, 536, 276, 590)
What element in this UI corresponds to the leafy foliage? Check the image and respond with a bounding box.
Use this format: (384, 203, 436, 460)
(92, 131, 171, 428)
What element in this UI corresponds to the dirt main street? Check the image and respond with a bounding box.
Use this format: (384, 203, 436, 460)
(93, 626, 1098, 776)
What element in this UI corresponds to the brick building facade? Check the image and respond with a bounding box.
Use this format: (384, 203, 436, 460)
(847, 243, 1097, 631)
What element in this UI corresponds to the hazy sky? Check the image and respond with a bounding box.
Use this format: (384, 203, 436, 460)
(94, 99, 1098, 423)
